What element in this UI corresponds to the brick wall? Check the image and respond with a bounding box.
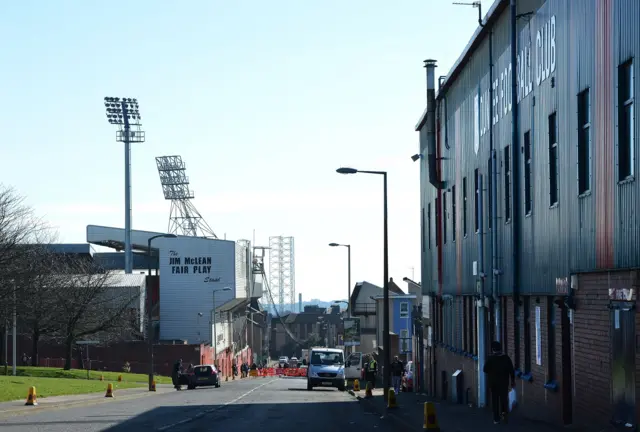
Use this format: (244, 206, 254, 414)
(434, 346, 478, 405)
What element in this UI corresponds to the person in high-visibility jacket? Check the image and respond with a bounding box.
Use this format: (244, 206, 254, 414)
(366, 355, 378, 389)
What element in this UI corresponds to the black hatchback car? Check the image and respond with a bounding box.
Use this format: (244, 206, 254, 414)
(187, 365, 221, 390)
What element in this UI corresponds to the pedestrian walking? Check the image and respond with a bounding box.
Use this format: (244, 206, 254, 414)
(172, 359, 183, 391)
(483, 341, 515, 424)
(390, 356, 404, 394)
(366, 354, 378, 389)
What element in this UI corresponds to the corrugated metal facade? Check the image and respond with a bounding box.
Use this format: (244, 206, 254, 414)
(418, 0, 639, 427)
(421, 0, 639, 298)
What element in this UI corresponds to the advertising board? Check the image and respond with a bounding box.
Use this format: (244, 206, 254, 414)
(343, 318, 361, 347)
(158, 237, 236, 343)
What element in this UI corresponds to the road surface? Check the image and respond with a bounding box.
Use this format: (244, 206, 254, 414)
(0, 377, 396, 431)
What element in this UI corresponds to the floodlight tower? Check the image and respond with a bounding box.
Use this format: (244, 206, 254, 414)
(268, 236, 295, 314)
(155, 155, 217, 238)
(104, 97, 145, 274)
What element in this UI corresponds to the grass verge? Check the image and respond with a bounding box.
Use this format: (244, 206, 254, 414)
(0, 366, 172, 403)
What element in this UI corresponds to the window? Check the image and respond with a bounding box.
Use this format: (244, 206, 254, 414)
(435, 197, 441, 247)
(427, 203, 432, 249)
(546, 298, 556, 381)
(548, 112, 559, 206)
(400, 329, 410, 352)
(504, 146, 511, 221)
(487, 158, 492, 228)
(618, 60, 635, 181)
(443, 192, 447, 244)
(474, 169, 480, 232)
(452, 185, 457, 241)
(421, 207, 426, 252)
(400, 302, 409, 318)
(463, 177, 468, 236)
(523, 297, 531, 374)
(524, 131, 532, 215)
(578, 89, 591, 194)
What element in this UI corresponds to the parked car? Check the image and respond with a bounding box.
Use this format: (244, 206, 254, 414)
(401, 361, 414, 392)
(187, 365, 221, 390)
(279, 356, 289, 368)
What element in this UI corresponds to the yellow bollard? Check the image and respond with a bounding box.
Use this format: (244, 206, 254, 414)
(25, 386, 38, 406)
(99, 375, 104, 381)
(150, 380, 156, 392)
(387, 388, 398, 408)
(105, 383, 114, 398)
(117, 374, 122, 382)
(365, 382, 372, 398)
(353, 379, 360, 392)
(423, 402, 440, 431)
(225, 375, 229, 382)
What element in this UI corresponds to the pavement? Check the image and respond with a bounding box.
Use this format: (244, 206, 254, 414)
(348, 386, 572, 432)
(0, 376, 401, 431)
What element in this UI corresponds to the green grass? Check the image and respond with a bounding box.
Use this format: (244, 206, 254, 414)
(0, 367, 172, 403)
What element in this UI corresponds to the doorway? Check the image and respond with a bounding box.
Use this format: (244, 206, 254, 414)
(611, 302, 636, 428)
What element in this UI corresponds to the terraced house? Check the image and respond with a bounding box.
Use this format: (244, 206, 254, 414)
(416, 0, 639, 429)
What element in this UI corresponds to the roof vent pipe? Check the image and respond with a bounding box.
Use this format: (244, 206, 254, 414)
(424, 59, 443, 189)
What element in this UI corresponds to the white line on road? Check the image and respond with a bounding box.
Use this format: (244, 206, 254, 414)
(156, 379, 277, 431)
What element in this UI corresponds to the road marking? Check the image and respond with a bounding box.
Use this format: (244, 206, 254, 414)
(156, 379, 277, 431)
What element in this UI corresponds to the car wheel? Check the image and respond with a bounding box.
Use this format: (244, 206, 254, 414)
(307, 382, 313, 391)
(187, 385, 195, 390)
(338, 386, 346, 392)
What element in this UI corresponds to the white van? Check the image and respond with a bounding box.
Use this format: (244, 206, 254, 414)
(306, 347, 346, 391)
(344, 351, 364, 381)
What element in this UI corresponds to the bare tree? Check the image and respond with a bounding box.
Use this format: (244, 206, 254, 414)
(16, 235, 70, 365)
(53, 261, 142, 370)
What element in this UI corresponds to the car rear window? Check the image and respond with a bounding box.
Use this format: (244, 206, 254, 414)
(194, 366, 212, 376)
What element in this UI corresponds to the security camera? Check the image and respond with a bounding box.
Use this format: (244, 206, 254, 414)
(411, 154, 422, 162)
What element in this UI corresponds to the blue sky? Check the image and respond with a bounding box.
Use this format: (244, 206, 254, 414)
(2, 0, 486, 302)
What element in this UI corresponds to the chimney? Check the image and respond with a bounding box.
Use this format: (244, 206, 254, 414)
(424, 59, 443, 189)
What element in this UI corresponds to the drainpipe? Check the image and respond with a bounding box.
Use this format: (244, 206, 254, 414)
(477, 174, 487, 408)
(509, 0, 521, 360)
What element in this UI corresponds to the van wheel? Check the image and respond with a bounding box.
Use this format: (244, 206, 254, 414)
(338, 385, 346, 392)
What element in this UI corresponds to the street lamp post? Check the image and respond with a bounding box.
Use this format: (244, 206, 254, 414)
(147, 233, 177, 391)
(336, 167, 390, 404)
(211, 287, 232, 364)
(328, 243, 351, 317)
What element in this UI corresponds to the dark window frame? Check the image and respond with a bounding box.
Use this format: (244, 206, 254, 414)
(463, 177, 468, 237)
(524, 130, 532, 215)
(427, 203, 432, 250)
(578, 88, 592, 195)
(474, 169, 480, 232)
(548, 112, 559, 206)
(618, 59, 635, 182)
(504, 146, 511, 222)
(452, 185, 457, 242)
(443, 192, 447, 245)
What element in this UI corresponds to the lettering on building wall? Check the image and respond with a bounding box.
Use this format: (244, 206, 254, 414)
(477, 15, 556, 141)
(168, 250, 213, 274)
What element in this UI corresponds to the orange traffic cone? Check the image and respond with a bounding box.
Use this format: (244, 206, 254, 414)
(365, 382, 373, 398)
(105, 383, 114, 398)
(25, 386, 38, 406)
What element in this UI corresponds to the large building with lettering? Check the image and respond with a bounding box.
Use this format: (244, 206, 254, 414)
(416, 0, 638, 429)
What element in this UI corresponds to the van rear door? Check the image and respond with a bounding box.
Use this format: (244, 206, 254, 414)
(345, 352, 362, 380)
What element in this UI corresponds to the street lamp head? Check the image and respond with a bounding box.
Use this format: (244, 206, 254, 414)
(221, 287, 232, 292)
(336, 167, 358, 174)
(328, 243, 340, 247)
(411, 154, 422, 162)
(164, 234, 177, 239)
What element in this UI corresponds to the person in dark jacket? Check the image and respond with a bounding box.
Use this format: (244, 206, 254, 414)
(172, 359, 183, 390)
(390, 356, 404, 394)
(483, 341, 515, 424)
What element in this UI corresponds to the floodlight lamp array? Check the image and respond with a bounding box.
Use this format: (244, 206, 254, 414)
(104, 97, 142, 126)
